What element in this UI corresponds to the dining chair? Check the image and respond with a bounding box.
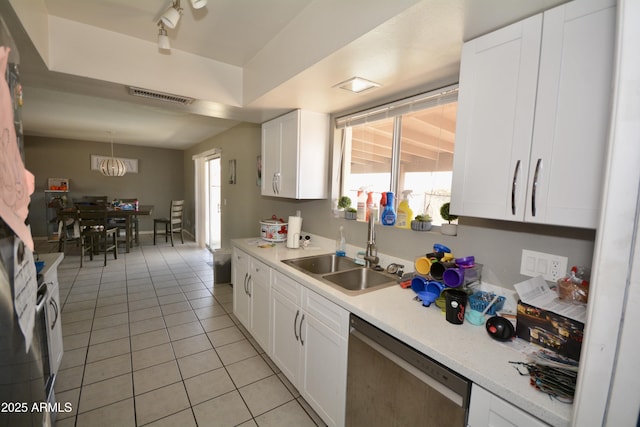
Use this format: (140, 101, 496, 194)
(77, 204, 118, 267)
(153, 200, 184, 246)
(56, 207, 81, 252)
(77, 195, 109, 206)
(111, 198, 139, 249)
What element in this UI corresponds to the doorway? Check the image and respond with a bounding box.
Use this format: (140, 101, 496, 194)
(205, 156, 221, 250)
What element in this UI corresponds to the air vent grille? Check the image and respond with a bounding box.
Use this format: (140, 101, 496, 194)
(128, 86, 194, 105)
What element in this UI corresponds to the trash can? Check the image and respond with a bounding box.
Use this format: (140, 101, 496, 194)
(213, 248, 232, 284)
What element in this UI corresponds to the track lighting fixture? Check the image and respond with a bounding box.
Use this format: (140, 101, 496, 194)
(190, 0, 207, 9)
(158, 23, 170, 50)
(156, 0, 207, 52)
(161, 0, 183, 29)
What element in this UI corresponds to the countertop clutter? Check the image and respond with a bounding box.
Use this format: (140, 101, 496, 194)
(231, 237, 572, 427)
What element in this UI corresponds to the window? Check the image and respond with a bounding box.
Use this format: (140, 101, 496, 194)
(337, 85, 458, 226)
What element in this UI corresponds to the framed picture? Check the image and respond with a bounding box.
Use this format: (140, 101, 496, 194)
(229, 159, 236, 184)
(91, 155, 138, 173)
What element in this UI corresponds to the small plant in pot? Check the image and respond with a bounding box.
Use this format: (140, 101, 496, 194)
(439, 202, 458, 236)
(345, 207, 357, 220)
(411, 214, 432, 231)
(337, 196, 352, 215)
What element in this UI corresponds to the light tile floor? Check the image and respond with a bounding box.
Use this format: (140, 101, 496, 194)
(36, 236, 325, 427)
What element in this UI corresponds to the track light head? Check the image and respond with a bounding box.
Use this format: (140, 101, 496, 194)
(190, 0, 207, 9)
(161, 1, 182, 29)
(158, 23, 170, 50)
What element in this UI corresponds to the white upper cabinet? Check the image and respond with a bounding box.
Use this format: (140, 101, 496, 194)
(451, 0, 616, 228)
(261, 109, 330, 199)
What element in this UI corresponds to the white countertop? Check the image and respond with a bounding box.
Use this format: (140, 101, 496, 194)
(38, 252, 64, 278)
(232, 238, 572, 427)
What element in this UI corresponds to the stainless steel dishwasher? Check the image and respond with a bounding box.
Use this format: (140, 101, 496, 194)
(346, 315, 471, 427)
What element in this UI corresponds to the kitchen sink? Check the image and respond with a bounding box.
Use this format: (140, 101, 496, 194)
(282, 254, 397, 295)
(322, 268, 396, 293)
(282, 254, 360, 275)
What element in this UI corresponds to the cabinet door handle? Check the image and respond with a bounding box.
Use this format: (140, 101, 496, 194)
(531, 158, 542, 217)
(247, 275, 252, 297)
(49, 297, 59, 330)
(272, 172, 278, 195)
(511, 160, 521, 215)
(294, 310, 300, 341)
(299, 314, 305, 346)
(243, 273, 248, 295)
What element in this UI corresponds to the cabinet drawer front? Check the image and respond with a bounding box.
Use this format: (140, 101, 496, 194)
(303, 289, 349, 337)
(250, 258, 271, 284)
(272, 271, 302, 305)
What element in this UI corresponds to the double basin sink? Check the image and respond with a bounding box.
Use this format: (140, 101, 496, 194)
(282, 253, 397, 295)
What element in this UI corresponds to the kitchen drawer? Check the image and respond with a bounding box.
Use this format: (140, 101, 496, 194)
(272, 270, 302, 305)
(303, 288, 349, 337)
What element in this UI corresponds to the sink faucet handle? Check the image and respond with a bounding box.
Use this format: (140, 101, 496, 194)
(386, 263, 405, 276)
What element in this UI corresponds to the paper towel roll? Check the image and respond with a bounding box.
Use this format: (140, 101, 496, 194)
(287, 215, 303, 248)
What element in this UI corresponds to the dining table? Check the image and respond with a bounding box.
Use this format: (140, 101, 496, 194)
(58, 204, 154, 253)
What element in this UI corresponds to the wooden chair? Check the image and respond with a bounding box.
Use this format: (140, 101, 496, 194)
(56, 207, 81, 252)
(111, 198, 139, 249)
(77, 204, 118, 267)
(153, 200, 184, 246)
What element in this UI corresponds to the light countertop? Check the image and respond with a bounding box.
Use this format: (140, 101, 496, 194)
(231, 238, 572, 427)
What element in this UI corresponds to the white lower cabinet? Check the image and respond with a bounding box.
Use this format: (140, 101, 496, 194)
(468, 384, 549, 427)
(271, 271, 349, 427)
(232, 248, 271, 353)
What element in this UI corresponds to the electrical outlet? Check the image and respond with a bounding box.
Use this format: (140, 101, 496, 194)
(520, 249, 568, 282)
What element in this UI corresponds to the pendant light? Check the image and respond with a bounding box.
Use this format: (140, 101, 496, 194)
(100, 134, 127, 177)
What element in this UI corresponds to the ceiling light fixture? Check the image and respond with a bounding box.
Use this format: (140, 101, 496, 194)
(100, 134, 127, 177)
(157, 23, 170, 50)
(161, 0, 183, 29)
(190, 0, 207, 9)
(156, 0, 207, 52)
(334, 77, 381, 94)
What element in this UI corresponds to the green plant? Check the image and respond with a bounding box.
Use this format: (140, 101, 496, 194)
(338, 196, 352, 209)
(346, 207, 357, 213)
(440, 202, 458, 224)
(414, 214, 432, 222)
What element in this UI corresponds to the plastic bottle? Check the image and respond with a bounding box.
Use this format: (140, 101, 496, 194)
(395, 190, 413, 229)
(365, 192, 376, 222)
(381, 192, 396, 226)
(356, 189, 367, 221)
(335, 226, 346, 256)
(379, 192, 387, 223)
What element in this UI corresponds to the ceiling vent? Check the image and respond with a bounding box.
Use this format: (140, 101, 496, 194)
(128, 86, 194, 105)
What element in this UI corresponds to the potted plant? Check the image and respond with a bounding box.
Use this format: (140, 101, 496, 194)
(439, 202, 458, 236)
(337, 196, 352, 216)
(411, 214, 432, 231)
(345, 207, 358, 220)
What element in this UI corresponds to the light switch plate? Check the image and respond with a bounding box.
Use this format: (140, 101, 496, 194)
(520, 249, 568, 282)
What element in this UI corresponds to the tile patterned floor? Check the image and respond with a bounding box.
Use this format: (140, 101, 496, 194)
(36, 236, 325, 427)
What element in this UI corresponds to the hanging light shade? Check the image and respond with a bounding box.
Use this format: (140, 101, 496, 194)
(100, 140, 127, 177)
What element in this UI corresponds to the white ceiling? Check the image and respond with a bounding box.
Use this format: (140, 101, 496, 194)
(1, 0, 568, 149)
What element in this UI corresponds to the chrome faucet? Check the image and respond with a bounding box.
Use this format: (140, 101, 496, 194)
(364, 214, 379, 268)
